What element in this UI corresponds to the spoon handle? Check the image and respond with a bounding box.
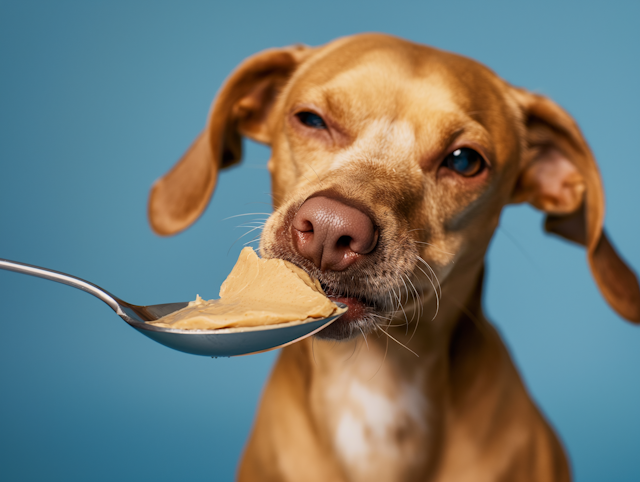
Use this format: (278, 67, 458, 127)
(0, 258, 122, 315)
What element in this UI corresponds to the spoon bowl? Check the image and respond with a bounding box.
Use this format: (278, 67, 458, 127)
(0, 258, 346, 357)
(129, 308, 346, 357)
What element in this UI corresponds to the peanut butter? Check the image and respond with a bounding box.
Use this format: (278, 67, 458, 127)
(148, 248, 338, 330)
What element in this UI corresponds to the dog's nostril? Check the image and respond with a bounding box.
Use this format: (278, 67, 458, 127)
(295, 218, 314, 233)
(336, 235, 352, 249)
(291, 196, 378, 271)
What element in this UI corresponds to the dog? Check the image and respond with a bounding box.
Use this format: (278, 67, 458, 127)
(147, 34, 640, 481)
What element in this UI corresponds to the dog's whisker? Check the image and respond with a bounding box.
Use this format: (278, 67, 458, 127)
(369, 312, 399, 328)
(239, 226, 264, 237)
(413, 263, 440, 320)
(370, 313, 394, 322)
(242, 236, 262, 247)
(236, 218, 268, 223)
(227, 226, 265, 254)
(391, 286, 410, 333)
(236, 222, 266, 229)
(400, 275, 419, 326)
(238, 201, 276, 207)
(376, 325, 419, 358)
(224, 212, 272, 221)
(373, 316, 407, 329)
(368, 329, 390, 381)
(416, 256, 442, 297)
(417, 256, 442, 319)
(404, 274, 424, 341)
(407, 274, 422, 320)
(369, 312, 393, 320)
(394, 286, 404, 313)
(389, 286, 400, 312)
(236, 220, 267, 226)
(358, 326, 369, 350)
(407, 274, 423, 319)
(399, 275, 410, 305)
(385, 290, 394, 313)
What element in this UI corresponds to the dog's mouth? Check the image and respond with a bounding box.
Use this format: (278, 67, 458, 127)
(316, 281, 387, 340)
(324, 287, 369, 319)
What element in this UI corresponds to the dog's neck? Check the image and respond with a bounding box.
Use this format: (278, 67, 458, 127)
(286, 258, 489, 480)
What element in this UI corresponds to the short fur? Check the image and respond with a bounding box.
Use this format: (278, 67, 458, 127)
(149, 34, 640, 481)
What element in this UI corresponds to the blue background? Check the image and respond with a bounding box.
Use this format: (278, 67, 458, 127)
(1, 1, 638, 480)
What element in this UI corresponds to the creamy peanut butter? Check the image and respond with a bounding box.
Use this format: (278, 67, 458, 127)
(148, 248, 338, 330)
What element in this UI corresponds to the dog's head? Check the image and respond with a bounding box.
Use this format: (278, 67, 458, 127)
(149, 34, 640, 339)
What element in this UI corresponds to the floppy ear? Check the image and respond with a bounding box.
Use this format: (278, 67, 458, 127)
(511, 88, 640, 323)
(148, 45, 311, 236)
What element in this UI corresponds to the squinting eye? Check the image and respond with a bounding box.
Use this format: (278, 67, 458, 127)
(296, 111, 327, 129)
(443, 148, 485, 177)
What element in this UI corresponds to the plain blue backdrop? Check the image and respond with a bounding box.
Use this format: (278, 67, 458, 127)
(1, 1, 638, 480)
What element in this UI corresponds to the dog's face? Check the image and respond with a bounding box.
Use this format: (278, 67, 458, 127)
(148, 34, 640, 338)
(260, 37, 522, 338)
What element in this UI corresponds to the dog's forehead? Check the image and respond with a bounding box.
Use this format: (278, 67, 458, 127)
(293, 36, 502, 111)
(286, 35, 519, 165)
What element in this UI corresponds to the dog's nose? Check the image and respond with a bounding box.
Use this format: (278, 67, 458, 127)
(292, 196, 378, 271)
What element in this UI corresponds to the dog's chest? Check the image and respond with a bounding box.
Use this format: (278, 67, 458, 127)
(313, 357, 432, 482)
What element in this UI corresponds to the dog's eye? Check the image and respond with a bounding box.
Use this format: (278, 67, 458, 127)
(444, 148, 485, 176)
(296, 111, 327, 129)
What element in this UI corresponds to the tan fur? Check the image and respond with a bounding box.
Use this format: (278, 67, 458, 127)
(149, 34, 640, 481)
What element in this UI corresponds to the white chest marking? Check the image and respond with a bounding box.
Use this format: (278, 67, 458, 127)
(333, 377, 428, 479)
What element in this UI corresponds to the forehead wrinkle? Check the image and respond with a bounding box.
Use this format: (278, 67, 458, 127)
(329, 116, 417, 170)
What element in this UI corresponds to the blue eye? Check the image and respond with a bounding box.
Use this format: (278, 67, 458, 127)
(296, 111, 327, 129)
(444, 148, 485, 176)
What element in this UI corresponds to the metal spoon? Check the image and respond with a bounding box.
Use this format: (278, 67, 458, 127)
(0, 258, 346, 357)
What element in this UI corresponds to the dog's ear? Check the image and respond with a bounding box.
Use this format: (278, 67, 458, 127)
(511, 88, 640, 323)
(148, 45, 311, 236)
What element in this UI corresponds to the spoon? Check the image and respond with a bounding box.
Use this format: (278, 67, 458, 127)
(0, 258, 346, 357)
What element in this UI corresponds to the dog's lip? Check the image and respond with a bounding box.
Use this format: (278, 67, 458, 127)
(329, 295, 368, 321)
(323, 286, 373, 322)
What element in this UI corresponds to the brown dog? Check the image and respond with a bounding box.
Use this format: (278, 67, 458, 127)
(148, 34, 640, 481)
